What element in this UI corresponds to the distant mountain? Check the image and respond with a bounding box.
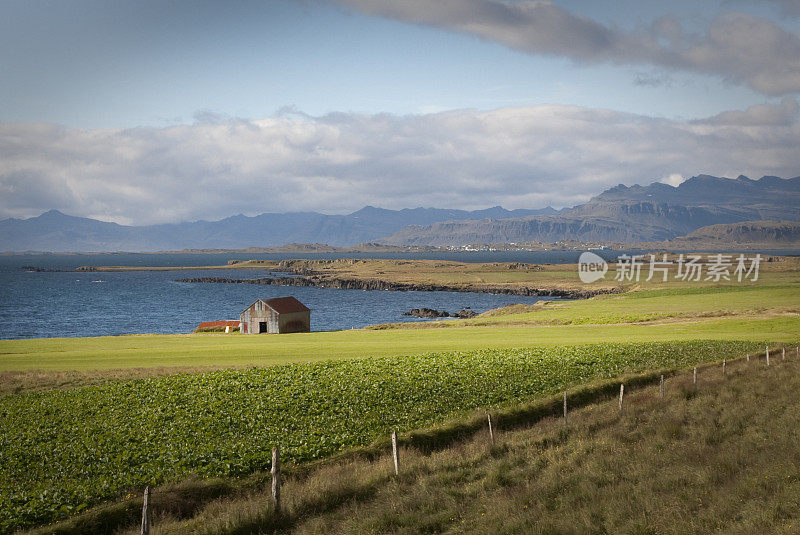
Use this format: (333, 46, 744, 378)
(0, 206, 555, 252)
(5, 175, 798, 252)
(669, 220, 800, 248)
(381, 175, 800, 246)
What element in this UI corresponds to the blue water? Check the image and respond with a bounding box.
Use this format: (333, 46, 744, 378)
(0, 253, 567, 340)
(2, 250, 796, 340)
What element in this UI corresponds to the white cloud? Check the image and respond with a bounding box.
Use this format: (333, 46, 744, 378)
(661, 174, 686, 187)
(0, 103, 798, 224)
(694, 97, 799, 126)
(335, 0, 800, 96)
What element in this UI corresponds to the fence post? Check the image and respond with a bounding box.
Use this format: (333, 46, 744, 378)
(487, 413, 495, 445)
(782, 347, 785, 361)
(722, 358, 726, 375)
(391, 431, 400, 475)
(659, 374, 664, 399)
(618, 384, 624, 411)
(693, 367, 697, 385)
(766, 346, 770, 366)
(746, 353, 749, 363)
(140, 486, 150, 535)
(271, 446, 281, 516)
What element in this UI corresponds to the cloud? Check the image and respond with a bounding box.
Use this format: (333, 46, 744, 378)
(633, 71, 674, 88)
(660, 173, 686, 187)
(695, 98, 799, 125)
(334, 0, 800, 96)
(763, 0, 800, 17)
(0, 104, 798, 224)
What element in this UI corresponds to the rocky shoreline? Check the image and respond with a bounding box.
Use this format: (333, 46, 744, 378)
(403, 307, 478, 318)
(174, 275, 613, 299)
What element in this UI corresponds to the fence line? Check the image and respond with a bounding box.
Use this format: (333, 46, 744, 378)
(140, 486, 150, 535)
(391, 431, 400, 475)
(271, 446, 281, 516)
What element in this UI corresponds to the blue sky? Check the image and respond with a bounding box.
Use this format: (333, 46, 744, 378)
(1, 0, 799, 223)
(2, 0, 795, 127)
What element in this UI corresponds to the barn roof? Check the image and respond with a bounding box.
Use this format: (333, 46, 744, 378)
(265, 296, 310, 313)
(263, 296, 310, 314)
(242, 296, 310, 315)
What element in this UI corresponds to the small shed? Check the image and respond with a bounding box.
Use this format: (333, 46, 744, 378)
(240, 296, 311, 334)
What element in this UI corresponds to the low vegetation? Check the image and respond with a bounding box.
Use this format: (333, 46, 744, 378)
(27, 345, 800, 534)
(3, 256, 799, 532)
(1, 341, 768, 532)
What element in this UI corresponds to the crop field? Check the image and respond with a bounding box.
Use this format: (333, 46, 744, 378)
(0, 340, 767, 532)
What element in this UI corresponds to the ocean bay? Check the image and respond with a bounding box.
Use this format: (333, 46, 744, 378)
(0, 252, 579, 340)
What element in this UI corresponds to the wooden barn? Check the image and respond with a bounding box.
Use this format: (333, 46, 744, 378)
(240, 296, 310, 334)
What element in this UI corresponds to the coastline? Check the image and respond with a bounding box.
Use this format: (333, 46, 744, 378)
(174, 275, 611, 299)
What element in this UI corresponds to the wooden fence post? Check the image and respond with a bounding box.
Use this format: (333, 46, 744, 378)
(487, 413, 495, 445)
(563, 391, 568, 426)
(140, 486, 150, 535)
(271, 446, 281, 516)
(391, 431, 400, 475)
(766, 346, 770, 366)
(659, 374, 664, 399)
(618, 384, 624, 411)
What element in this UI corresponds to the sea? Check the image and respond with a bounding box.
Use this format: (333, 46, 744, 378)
(1, 249, 796, 340)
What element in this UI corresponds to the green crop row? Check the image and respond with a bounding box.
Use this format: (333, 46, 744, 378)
(0, 340, 766, 532)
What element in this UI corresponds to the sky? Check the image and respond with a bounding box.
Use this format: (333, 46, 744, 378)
(1, 0, 799, 225)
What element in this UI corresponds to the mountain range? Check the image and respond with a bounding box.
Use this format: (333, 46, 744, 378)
(1, 174, 798, 252)
(382, 175, 800, 246)
(0, 206, 556, 252)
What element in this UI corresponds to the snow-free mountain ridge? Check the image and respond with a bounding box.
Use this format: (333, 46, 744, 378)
(381, 175, 800, 246)
(2, 175, 798, 251)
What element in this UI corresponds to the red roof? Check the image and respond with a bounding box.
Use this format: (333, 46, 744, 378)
(264, 296, 310, 314)
(197, 320, 239, 329)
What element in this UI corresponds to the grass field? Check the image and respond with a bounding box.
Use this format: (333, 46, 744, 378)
(0, 341, 767, 532)
(26, 345, 800, 535)
(2, 255, 799, 532)
(193, 353, 800, 535)
(0, 316, 798, 372)
(3, 256, 797, 375)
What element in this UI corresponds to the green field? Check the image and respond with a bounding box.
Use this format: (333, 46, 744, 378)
(146, 355, 800, 535)
(3, 257, 798, 374)
(0, 341, 769, 532)
(0, 317, 796, 372)
(2, 258, 799, 532)
(1, 285, 798, 373)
